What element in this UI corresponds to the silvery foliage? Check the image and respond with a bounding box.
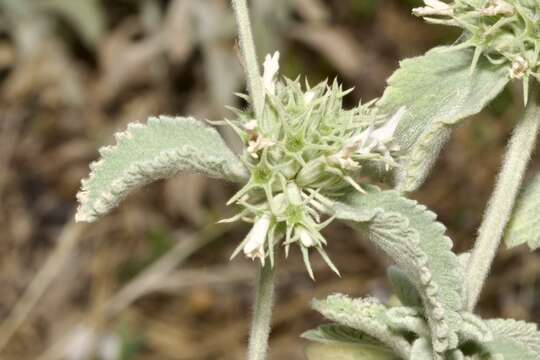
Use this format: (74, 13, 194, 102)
(304, 271, 540, 359)
(381, 0, 540, 192)
(304, 1, 540, 359)
(76, 52, 406, 278)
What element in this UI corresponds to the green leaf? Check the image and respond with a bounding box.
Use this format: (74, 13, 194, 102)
(332, 189, 463, 353)
(486, 319, 540, 357)
(377, 46, 509, 192)
(504, 173, 540, 250)
(384, 306, 430, 338)
(458, 313, 493, 345)
(76, 116, 248, 223)
(484, 338, 537, 360)
(387, 266, 423, 308)
(311, 294, 411, 358)
(304, 342, 399, 360)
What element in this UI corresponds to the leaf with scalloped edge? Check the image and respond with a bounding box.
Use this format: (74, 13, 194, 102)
(331, 189, 463, 355)
(310, 294, 411, 358)
(377, 46, 509, 192)
(76, 116, 248, 223)
(504, 173, 540, 250)
(384, 306, 430, 338)
(486, 319, 540, 357)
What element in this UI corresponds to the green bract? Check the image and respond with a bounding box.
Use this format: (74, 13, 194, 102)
(221, 53, 405, 277)
(413, 0, 539, 103)
(76, 51, 406, 278)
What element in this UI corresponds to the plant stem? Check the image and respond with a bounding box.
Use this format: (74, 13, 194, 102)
(231, 0, 265, 118)
(465, 83, 540, 311)
(247, 263, 276, 360)
(231, 2, 275, 359)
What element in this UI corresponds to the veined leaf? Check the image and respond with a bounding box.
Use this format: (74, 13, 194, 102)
(377, 46, 509, 192)
(504, 173, 540, 250)
(311, 294, 411, 358)
(332, 189, 463, 354)
(76, 116, 248, 223)
(487, 319, 540, 357)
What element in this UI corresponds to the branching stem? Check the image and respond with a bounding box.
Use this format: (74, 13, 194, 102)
(465, 83, 540, 311)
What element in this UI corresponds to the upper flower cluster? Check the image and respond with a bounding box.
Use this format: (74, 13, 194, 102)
(413, 0, 539, 99)
(220, 52, 404, 278)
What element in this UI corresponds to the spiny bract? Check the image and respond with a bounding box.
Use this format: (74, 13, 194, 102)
(220, 52, 405, 278)
(413, 0, 539, 103)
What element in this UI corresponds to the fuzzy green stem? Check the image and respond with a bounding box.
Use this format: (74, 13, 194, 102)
(247, 263, 276, 360)
(231, 0, 265, 118)
(465, 83, 540, 311)
(231, 1, 275, 358)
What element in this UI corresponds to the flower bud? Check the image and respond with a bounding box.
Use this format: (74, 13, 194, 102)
(243, 214, 272, 264)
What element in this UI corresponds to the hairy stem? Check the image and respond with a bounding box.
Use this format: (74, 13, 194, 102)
(231, 0, 265, 118)
(247, 264, 276, 360)
(465, 83, 540, 311)
(231, 2, 275, 359)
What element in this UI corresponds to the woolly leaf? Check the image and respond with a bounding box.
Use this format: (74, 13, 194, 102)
(410, 338, 432, 360)
(387, 266, 422, 308)
(332, 189, 463, 354)
(311, 294, 411, 358)
(484, 338, 537, 360)
(504, 173, 540, 250)
(487, 319, 540, 357)
(76, 116, 248, 223)
(458, 313, 493, 345)
(377, 46, 509, 192)
(304, 342, 399, 360)
(384, 306, 430, 338)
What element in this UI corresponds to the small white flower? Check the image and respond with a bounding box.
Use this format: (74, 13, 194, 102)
(243, 120, 258, 132)
(247, 135, 275, 158)
(412, 0, 453, 16)
(328, 151, 360, 170)
(297, 226, 317, 248)
(481, 0, 514, 16)
(510, 56, 528, 79)
(243, 214, 272, 265)
(262, 51, 280, 96)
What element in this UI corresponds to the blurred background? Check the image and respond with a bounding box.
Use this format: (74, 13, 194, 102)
(0, 0, 538, 359)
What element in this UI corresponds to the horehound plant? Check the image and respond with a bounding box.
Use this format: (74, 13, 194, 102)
(75, 0, 540, 359)
(75, 0, 407, 359)
(305, 0, 540, 359)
